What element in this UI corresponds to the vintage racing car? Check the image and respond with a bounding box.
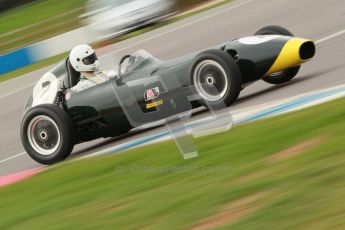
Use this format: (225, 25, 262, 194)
(21, 26, 316, 164)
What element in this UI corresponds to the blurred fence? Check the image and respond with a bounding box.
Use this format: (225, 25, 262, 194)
(0, 25, 100, 74)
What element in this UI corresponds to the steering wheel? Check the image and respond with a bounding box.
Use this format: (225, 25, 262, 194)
(118, 54, 132, 77)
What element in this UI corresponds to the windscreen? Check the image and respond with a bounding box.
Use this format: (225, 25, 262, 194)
(121, 50, 159, 74)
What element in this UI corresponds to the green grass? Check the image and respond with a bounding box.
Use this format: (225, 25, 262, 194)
(0, 0, 86, 34)
(0, 0, 87, 54)
(1, 97, 345, 229)
(0, 17, 80, 53)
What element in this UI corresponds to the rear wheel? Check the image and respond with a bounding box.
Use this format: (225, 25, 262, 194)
(21, 104, 75, 165)
(190, 49, 241, 108)
(255, 25, 300, 84)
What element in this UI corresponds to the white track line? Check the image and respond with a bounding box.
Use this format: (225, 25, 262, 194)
(315, 28, 345, 44)
(0, 84, 35, 100)
(0, 152, 26, 164)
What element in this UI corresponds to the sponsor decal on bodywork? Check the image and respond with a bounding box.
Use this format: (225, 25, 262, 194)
(146, 99, 163, 109)
(144, 87, 160, 101)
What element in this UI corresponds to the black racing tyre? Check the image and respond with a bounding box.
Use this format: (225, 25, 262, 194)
(21, 104, 75, 165)
(254, 25, 294, 37)
(190, 49, 242, 108)
(255, 25, 301, 85)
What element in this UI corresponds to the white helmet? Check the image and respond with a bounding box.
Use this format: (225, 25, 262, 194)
(69, 44, 100, 72)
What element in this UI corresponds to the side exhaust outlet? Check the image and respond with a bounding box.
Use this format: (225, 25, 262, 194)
(299, 41, 315, 60)
(266, 38, 316, 75)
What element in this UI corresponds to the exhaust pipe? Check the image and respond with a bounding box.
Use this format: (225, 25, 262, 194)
(266, 38, 315, 75)
(299, 41, 316, 60)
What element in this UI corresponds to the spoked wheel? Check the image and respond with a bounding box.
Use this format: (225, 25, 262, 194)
(255, 25, 301, 84)
(21, 104, 75, 165)
(191, 49, 241, 108)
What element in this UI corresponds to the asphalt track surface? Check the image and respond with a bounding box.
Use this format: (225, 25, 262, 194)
(1, 0, 345, 176)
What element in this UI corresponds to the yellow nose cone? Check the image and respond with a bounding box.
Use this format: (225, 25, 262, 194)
(266, 38, 315, 76)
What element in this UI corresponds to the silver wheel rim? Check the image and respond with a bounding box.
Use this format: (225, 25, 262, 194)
(193, 60, 229, 102)
(27, 115, 61, 156)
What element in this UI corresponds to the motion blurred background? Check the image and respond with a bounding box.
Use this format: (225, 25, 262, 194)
(0, 0, 214, 55)
(0, 0, 222, 75)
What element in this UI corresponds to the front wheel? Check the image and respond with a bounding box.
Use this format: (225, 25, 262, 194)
(255, 25, 301, 84)
(190, 49, 242, 108)
(21, 104, 75, 165)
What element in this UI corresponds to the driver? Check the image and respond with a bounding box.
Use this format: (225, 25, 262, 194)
(69, 44, 116, 92)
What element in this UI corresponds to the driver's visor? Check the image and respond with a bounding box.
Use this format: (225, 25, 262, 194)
(82, 53, 98, 65)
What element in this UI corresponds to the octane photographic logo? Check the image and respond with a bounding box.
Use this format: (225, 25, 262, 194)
(110, 70, 233, 160)
(114, 165, 230, 175)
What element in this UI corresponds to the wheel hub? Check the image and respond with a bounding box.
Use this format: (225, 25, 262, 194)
(206, 74, 216, 86)
(193, 59, 229, 102)
(39, 130, 48, 140)
(27, 115, 61, 156)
